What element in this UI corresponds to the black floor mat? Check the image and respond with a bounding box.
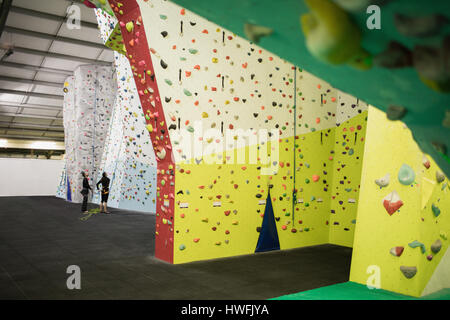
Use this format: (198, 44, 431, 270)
(0, 196, 352, 299)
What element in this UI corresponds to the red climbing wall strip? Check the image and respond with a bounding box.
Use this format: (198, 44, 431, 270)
(109, 0, 174, 263)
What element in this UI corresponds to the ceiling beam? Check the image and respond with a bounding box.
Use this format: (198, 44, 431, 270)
(0, 61, 73, 75)
(0, 0, 13, 38)
(0, 121, 63, 130)
(0, 89, 64, 100)
(0, 127, 64, 139)
(0, 134, 64, 141)
(0, 75, 64, 88)
(0, 101, 62, 111)
(4, 26, 108, 50)
(0, 112, 62, 120)
(6, 46, 112, 66)
(9, 5, 99, 30)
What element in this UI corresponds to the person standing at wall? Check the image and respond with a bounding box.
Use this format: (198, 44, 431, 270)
(96, 172, 111, 214)
(81, 171, 92, 213)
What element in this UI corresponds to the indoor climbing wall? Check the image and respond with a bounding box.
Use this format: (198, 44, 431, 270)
(168, 0, 450, 185)
(58, 65, 117, 203)
(92, 51, 158, 212)
(350, 106, 449, 297)
(97, 0, 372, 264)
(329, 93, 369, 247)
(56, 76, 76, 201)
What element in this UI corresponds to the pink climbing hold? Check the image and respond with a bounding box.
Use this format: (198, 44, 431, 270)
(224, 210, 231, 216)
(312, 175, 320, 182)
(193, 238, 200, 243)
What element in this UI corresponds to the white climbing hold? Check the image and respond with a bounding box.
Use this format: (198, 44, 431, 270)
(375, 173, 390, 188)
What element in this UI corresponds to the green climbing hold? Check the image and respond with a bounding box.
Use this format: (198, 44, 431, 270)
(188, 49, 198, 54)
(165, 79, 173, 86)
(179, 244, 186, 250)
(398, 164, 415, 185)
(432, 203, 441, 217)
(183, 89, 192, 96)
(408, 240, 426, 254)
(187, 126, 194, 133)
(160, 14, 167, 20)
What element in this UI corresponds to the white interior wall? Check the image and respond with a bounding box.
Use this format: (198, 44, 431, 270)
(0, 158, 64, 196)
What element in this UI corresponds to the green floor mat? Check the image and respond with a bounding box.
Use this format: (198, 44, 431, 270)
(271, 282, 450, 300)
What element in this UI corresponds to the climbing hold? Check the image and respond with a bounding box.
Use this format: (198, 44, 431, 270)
(312, 175, 320, 182)
(390, 246, 404, 257)
(179, 244, 186, 251)
(243, 23, 273, 43)
(394, 13, 449, 38)
(409, 240, 426, 254)
(373, 41, 412, 69)
(193, 238, 200, 243)
(383, 190, 403, 215)
(400, 266, 417, 279)
(156, 147, 166, 160)
(432, 203, 441, 217)
(398, 164, 415, 185)
(146, 124, 153, 133)
(422, 155, 431, 169)
(386, 105, 407, 121)
(436, 170, 445, 183)
(375, 173, 390, 188)
(125, 21, 134, 33)
(431, 239, 442, 254)
(413, 37, 450, 92)
(300, 0, 371, 70)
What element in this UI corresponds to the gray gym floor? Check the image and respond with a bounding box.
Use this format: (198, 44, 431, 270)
(0, 196, 352, 299)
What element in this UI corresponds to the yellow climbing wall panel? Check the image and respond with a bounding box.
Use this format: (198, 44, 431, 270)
(173, 126, 347, 263)
(329, 111, 368, 247)
(350, 106, 449, 297)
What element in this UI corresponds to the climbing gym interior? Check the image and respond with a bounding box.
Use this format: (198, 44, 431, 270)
(0, 0, 448, 302)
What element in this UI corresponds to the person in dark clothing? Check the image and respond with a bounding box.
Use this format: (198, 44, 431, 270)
(81, 171, 92, 213)
(96, 172, 111, 214)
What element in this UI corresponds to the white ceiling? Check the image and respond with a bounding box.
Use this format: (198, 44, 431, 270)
(0, 0, 113, 142)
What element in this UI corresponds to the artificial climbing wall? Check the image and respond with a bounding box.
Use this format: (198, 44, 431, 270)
(56, 75, 75, 200)
(101, 0, 370, 263)
(329, 92, 369, 247)
(58, 65, 116, 203)
(92, 52, 158, 212)
(92, 9, 158, 213)
(350, 106, 449, 297)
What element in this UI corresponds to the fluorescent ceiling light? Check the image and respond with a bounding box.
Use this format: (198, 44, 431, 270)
(30, 141, 57, 150)
(0, 139, 7, 147)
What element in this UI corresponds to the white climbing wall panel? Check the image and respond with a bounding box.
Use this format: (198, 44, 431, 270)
(92, 52, 157, 213)
(59, 65, 116, 203)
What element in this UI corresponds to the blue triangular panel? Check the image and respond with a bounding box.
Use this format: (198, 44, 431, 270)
(66, 177, 72, 202)
(255, 191, 280, 253)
